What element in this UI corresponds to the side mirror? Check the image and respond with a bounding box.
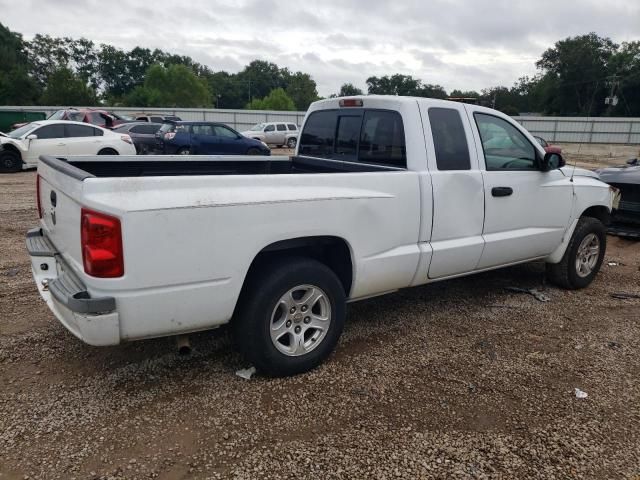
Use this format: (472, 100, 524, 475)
(541, 152, 565, 171)
(26, 134, 38, 140)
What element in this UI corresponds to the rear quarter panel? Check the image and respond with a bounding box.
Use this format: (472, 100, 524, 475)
(80, 171, 422, 340)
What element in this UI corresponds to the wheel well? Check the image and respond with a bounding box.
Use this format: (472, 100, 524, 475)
(1, 143, 22, 158)
(98, 147, 118, 155)
(246, 236, 353, 296)
(581, 205, 610, 225)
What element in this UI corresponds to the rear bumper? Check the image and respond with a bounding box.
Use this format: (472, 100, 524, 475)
(26, 228, 120, 346)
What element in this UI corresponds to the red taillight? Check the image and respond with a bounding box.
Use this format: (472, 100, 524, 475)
(36, 174, 42, 219)
(339, 98, 363, 107)
(81, 208, 124, 278)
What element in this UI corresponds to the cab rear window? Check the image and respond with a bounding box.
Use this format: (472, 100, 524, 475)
(299, 109, 406, 168)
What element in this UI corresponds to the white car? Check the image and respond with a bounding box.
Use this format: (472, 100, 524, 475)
(241, 122, 299, 148)
(0, 120, 136, 173)
(27, 96, 615, 377)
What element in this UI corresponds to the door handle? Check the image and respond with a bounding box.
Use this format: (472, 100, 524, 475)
(491, 186, 513, 197)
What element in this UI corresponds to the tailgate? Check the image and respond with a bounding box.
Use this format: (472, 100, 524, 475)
(37, 157, 93, 274)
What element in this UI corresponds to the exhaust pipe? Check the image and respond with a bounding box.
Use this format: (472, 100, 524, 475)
(176, 335, 191, 355)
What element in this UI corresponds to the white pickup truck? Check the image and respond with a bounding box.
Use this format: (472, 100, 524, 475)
(27, 96, 616, 376)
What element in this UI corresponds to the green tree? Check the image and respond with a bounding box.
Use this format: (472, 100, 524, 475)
(124, 64, 211, 107)
(204, 70, 247, 109)
(0, 22, 40, 105)
(246, 88, 296, 110)
(237, 60, 287, 102)
(449, 89, 480, 99)
(366, 74, 447, 98)
(608, 41, 640, 116)
(26, 34, 73, 88)
(536, 33, 617, 115)
(285, 72, 318, 110)
(40, 67, 97, 105)
(337, 83, 363, 96)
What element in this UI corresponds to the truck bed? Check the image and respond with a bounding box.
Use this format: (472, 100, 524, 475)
(40, 154, 400, 179)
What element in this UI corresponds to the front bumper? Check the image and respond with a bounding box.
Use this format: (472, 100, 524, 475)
(26, 228, 120, 346)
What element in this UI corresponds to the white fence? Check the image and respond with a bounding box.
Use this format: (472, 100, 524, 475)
(0, 106, 307, 133)
(514, 116, 640, 144)
(2, 106, 640, 144)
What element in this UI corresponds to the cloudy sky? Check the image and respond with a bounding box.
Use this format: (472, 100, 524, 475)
(2, 0, 639, 96)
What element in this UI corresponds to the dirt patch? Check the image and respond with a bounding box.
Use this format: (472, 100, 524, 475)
(1, 171, 639, 479)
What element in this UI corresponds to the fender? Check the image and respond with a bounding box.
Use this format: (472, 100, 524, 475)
(546, 175, 614, 264)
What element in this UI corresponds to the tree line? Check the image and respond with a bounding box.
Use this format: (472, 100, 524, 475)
(1, 22, 639, 116)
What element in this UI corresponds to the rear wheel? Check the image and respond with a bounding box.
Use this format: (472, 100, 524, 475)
(546, 216, 606, 289)
(98, 148, 118, 155)
(286, 137, 297, 149)
(0, 151, 22, 173)
(233, 257, 346, 377)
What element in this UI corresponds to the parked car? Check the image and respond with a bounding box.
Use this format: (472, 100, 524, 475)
(533, 135, 562, 154)
(596, 158, 640, 238)
(241, 122, 299, 148)
(12, 108, 132, 131)
(154, 121, 270, 155)
(134, 114, 182, 123)
(27, 96, 615, 377)
(113, 122, 163, 154)
(0, 120, 136, 172)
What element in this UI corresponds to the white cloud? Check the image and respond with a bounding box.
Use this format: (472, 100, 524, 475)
(2, 0, 639, 96)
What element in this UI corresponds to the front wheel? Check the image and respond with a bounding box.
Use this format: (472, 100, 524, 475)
(246, 147, 264, 155)
(0, 151, 22, 173)
(233, 258, 346, 377)
(546, 216, 606, 289)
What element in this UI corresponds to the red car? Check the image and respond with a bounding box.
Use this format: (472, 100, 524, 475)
(11, 108, 133, 130)
(533, 135, 562, 155)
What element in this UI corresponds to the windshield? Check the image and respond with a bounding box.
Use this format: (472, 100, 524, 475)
(158, 123, 175, 133)
(250, 123, 266, 131)
(8, 124, 37, 139)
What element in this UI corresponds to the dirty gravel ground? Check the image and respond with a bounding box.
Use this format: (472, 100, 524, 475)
(1, 170, 639, 480)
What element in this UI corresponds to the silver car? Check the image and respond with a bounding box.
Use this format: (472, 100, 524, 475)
(241, 122, 299, 148)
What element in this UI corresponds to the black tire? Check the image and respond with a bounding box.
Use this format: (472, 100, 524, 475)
(286, 137, 297, 149)
(546, 216, 606, 289)
(176, 147, 191, 155)
(246, 147, 263, 155)
(233, 257, 346, 377)
(98, 148, 118, 155)
(0, 150, 22, 173)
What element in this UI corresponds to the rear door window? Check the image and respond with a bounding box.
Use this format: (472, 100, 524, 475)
(358, 110, 406, 167)
(276, 124, 287, 131)
(141, 124, 161, 134)
(191, 124, 214, 136)
(65, 124, 97, 137)
(150, 116, 164, 123)
(428, 108, 471, 170)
